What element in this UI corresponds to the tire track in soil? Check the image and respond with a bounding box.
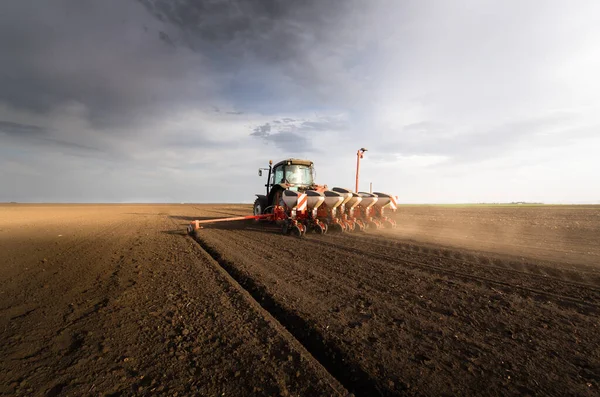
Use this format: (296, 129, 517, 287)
(141, 214, 350, 396)
(189, 229, 386, 397)
(193, 230, 436, 396)
(186, 208, 600, 312)
(190, 205, 600, 286)
(338, 232, 600, 285)
(300, 235, 600, 313)
(186, 212, 600, 396)
(190, 227, 447, 396)
(217, 227, 600, 313)
(187, 206, 600, 294)
(218, 221, 600, 312)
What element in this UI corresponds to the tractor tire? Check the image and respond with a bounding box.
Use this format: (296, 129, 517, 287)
(253, 198, 263, 221)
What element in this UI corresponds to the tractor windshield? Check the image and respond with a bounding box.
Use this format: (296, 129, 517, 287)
(284, 164, 313, 185)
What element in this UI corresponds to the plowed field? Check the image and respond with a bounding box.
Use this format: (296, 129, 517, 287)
(1, 204, 599, 396)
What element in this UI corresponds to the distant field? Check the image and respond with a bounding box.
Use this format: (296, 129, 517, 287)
(390, 204, 600, 267)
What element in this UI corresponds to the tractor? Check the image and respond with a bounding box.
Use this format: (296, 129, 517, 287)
(253, 159, 326, 216)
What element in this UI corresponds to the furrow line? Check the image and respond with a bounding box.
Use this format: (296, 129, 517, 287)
(304, 237, 600, 313)
(334, 233, 600, 291)
(188, 231, 390, 397)
(225, 228, 600, 311)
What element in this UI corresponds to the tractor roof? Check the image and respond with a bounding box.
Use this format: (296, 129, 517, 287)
(272, 159, 313, 168)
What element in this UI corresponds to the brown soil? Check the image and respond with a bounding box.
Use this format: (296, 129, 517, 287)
(1, 204, 599, 396)
(0, 205, 344, 396)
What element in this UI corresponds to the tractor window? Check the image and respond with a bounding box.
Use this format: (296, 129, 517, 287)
(284, 165, 313, 185)
(273, 166, 284, 184)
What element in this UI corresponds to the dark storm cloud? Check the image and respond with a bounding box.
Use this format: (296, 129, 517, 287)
(0, 0, 215, 128)
(0, 120, 101, 153)
(137, 0, 365, 108)
(0, 121, 45, 136)
(138, 0, 351, 61)
(0, 0, 359, 133)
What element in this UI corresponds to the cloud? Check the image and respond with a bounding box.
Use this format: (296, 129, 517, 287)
(0, 119, 103, 153)
(251, 123, 271, 138)
(249, 115, 349, 153)
(0, 0, 217, 128)
(250, 121, 309, 153)
(136, 0, 368, 110)
(0, 120, 44, 136)
(1, 0, 600, 203)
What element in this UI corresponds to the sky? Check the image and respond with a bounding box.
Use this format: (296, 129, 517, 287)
(1, 0, 599, 204)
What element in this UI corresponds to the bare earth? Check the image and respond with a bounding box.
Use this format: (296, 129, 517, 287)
(0, 204, 599, 396)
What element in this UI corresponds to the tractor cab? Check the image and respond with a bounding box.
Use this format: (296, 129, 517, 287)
(255, 159, 321, 215)
(270, 160, 314, 188)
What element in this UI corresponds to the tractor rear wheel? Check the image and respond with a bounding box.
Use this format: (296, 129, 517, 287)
(253, 198, 263, 221)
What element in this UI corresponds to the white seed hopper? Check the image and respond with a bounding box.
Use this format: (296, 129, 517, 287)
(323, 190, 344, 208)
(358, 192, 378, 208)
(305, 190, 325, 209)
(373, 192, 397, 210)
(282, 189, 301, 209)
(332, 187, 362, 208)
(332, 187, 353, 206)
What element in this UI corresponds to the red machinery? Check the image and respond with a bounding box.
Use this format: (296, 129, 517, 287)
(187, 158, 397, 237)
